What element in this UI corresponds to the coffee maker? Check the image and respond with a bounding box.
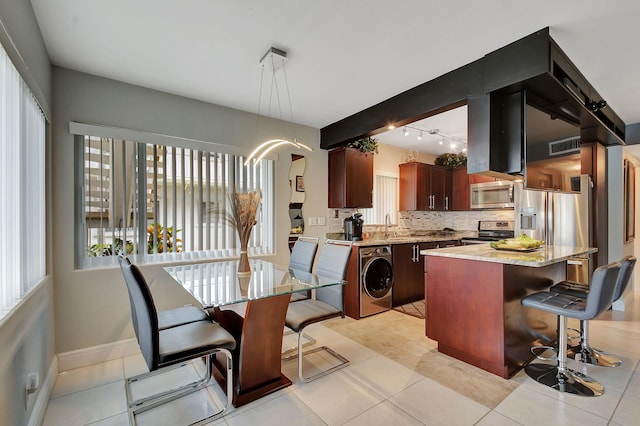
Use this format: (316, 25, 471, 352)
(344, 213, 364, 241)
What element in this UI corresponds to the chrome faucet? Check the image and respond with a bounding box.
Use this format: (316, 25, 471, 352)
(384, 213, 391, 239)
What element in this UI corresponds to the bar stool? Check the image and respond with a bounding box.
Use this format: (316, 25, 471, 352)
(520, 262, 620, 396)
(550, 255, 636, 367)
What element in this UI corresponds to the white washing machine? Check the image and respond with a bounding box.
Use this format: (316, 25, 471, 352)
(359, 245, 394, 317)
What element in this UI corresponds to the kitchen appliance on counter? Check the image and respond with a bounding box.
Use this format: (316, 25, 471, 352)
(344, 213, 364, 241)
(359, 245, 393, 317)
(461, 221, 515, 245)
(470, 181, 515, 210)
(515, 174, 592, 283)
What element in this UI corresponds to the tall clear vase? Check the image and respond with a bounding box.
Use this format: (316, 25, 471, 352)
(237, 249, 251, 276)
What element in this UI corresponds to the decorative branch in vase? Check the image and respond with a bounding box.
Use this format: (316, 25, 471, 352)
(227, 191, 261, 275)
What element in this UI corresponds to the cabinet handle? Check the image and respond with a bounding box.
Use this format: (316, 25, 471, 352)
(445, 196, 449, 210)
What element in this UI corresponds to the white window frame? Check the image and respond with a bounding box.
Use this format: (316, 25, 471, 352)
(0, 43, 47, 320)
(72, 125, 275, 269)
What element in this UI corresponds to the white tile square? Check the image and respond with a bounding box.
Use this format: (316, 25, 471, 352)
(342, 355, 424, 398)
(86, 412, 130, 426)
(294, 371, 384, 425)
(226, 392, 324, 426)
(475, 411, 523, 425)
(52, 358, 124, 398)
(495, 383, 608, 425)
(342, 401, 423, 425)
(387, 377, 489, 425)
(135, 388, 223, 426)
(43, 381, 127, 426)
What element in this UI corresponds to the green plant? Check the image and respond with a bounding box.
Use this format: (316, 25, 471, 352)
(348, 137, 379, 154)
(147, 223, 182, 253)
(434, 152, 467, 169)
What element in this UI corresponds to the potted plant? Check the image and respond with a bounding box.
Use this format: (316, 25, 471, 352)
(434, 152, 467, 169)
(347, 136, 379, 154)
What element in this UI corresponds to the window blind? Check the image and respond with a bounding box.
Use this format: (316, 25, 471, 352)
(0, 43, 46, 319)
(80, 137, 274, 268)
(360, 174, 398, 225)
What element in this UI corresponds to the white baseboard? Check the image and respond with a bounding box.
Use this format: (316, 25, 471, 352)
(28, 356, 57, 426)
(57, 338, 140, 372)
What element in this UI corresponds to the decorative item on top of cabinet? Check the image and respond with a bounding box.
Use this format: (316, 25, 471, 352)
(399, 162, 452, 211)
(328, 146, 373, 208)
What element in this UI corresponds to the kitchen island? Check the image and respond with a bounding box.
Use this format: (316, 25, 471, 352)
(420, 244, 597, 378)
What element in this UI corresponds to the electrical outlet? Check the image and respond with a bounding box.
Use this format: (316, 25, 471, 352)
(308, 216, 317, 226)
(317, 216, 326, 226)
(25, 372, 39, 409)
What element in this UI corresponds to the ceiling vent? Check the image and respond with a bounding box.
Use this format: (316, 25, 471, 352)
(548, 136, 581, 156)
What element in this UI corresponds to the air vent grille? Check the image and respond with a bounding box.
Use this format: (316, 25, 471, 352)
(548, 136, 581, 156)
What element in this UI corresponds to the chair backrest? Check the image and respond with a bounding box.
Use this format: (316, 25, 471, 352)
(584, 261, 621, 318)
(289, 237, 319, 273)
(613, 255, 637, 302)
(315, 240, 353, 311)
(118, 256, 159, 371)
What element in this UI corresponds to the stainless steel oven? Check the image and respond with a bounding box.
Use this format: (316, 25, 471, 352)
(470, 181, 515, 210)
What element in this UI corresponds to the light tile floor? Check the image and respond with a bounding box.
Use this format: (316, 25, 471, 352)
(43, 291, 640, 426)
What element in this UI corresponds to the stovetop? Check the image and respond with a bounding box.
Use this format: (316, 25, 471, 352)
(475, 220, 514, 240)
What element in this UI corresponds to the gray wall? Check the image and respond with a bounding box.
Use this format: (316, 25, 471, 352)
(0, 1, 53, 425)
(52, 67, 328, 353)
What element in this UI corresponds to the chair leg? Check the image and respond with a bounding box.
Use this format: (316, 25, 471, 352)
(525, 315, 605, 396)
(128, 349, 234, 425)
(290, 328, 349, 383)
(567, 319, 623, 367)
(282, 327, 316, 356)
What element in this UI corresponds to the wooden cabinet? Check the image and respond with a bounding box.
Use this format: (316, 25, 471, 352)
(399, 162, 452, 211)
(451, 167, 497, 211)
(392, 242, 435, 306)
(328, 147, 373, 208)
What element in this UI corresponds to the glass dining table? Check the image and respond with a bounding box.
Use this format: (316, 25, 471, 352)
(164, 258, 344, 407)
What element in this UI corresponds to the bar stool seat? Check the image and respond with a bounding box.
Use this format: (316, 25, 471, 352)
(521, 262, 620, 396)
(549, 255, 636, 367)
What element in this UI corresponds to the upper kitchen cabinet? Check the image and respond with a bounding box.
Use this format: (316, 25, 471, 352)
(399, 162, 451, 211)
(328, 147, 373, 208)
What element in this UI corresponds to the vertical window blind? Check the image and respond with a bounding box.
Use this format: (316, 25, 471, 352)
(80, 136, 274, 268)
(360, 174, 398, 225)
(0, 43, 46, 319)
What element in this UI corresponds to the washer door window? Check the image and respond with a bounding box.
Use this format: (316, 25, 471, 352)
(362, 257, 393, 299)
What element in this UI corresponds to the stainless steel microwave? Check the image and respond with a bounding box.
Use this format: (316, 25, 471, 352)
(470, 181, 515, 209)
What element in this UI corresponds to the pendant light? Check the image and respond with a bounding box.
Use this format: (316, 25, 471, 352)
(244, 47, 311, 166)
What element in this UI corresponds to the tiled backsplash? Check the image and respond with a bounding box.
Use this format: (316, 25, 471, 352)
(327, 208, 514, 235)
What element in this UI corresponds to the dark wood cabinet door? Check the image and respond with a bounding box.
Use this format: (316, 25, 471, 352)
(399, 163, 430, 211)
(392, 243, 425, 306)
(328, 147, 373, 208)
(452, 167, 470, 210)
(430, 166, 450, 211)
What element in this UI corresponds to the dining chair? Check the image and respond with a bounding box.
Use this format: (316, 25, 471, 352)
(118, 257, 236, 425)
(284, 239, 353, 382)
(289, 236, 319, 302)
(120, 256, 210, 330)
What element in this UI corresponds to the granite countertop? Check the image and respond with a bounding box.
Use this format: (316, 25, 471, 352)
(420, 244, 597, 267)
(351, 231, 476, 247)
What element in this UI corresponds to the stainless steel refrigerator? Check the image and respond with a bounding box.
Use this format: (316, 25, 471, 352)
(515, 175, 592, 283)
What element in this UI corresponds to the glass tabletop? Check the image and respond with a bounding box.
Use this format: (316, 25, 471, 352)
(164, 258, 343, 308)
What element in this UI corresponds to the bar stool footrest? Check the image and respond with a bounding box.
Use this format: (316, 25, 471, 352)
(525, 363, 604, 396)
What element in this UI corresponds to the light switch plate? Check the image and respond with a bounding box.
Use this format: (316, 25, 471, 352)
(308, 216, 317, 226)
(317, 216, 326, 226)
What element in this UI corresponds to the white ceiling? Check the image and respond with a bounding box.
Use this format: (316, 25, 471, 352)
(30, 0, 640, 156)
